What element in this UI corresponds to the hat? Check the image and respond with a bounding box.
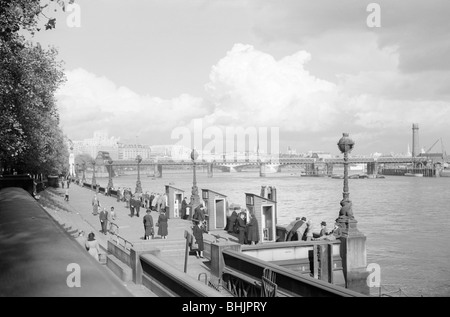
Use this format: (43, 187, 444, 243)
(321, 221, 327, 226)
(301, 217, 306, 221)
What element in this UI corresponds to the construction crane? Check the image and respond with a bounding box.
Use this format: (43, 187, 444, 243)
(425, 138, 441, 154)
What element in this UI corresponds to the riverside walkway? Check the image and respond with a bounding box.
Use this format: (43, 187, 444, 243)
(40, 182, 237, 297)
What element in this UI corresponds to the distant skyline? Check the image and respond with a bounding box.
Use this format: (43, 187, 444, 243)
(29, 0, 450, 156)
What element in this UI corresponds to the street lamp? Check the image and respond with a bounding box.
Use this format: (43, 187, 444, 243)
(107, 159, 114, 190)
(82, 162, 86, 183)
(91, 160, 97, 190)
(338, 133, 355, 203)
(135, 155, 142, 193)
(190, 148, 200, 211)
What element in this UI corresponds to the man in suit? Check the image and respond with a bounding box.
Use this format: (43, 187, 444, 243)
(99, 207, 108, 235)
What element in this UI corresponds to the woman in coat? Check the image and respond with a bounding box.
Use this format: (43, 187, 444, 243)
(157, 210, 168, 239)
(246, 212, 260, 245)
(192, 220, 208, 258)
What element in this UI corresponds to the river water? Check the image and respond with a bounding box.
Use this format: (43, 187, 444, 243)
(90, 168, 450, 297)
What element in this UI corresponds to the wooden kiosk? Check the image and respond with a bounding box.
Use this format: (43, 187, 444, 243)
(245, 192, 277, 243)
(165, 185, 185, 218)
(201, 189, 228, 231)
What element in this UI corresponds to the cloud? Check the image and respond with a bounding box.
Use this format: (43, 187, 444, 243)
(57, 45, 450, 154)
(56, 68, 208, 142)
(204, 43, 341, 131)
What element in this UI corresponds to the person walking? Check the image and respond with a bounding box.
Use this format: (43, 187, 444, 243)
(99, 207, 108, 235)
(108, 206, 117, 234)
(192, 219, 208, 258)
(92, 193, 100, 216)
(157, 209, 168, 239)
(64, 188, 69, 201)
(85, 232, 101, 262)
(143, 209, 154, 240)
(180, 197, 188, 220)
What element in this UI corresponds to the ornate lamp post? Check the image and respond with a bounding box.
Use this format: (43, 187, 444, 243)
(135, 155, 142, 193)
(107, 159, 114, 190)
(91, 160, 97, 190)
(338, 133, 355, 203)
(82, 162, 86, 183)
(190, 149, 200, 211)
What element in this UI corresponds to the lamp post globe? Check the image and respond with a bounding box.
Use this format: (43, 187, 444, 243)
(337, 133, 355, 202)
(135, 155, 142, 193)
(190, 149, 200, 211)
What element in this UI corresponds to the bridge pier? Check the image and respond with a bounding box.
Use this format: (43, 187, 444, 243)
(326, 163, 334, 176)
(154, 164, 163, 178)
(259, 163, 266, 177)
(207, 163, 213, 178)
(366, 162, 378, 175)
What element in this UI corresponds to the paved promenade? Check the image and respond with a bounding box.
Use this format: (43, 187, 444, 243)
(41, 182, 238, 296)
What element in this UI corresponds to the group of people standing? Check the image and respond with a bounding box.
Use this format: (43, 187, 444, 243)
(225, 207, 260, 245)
(284, 217, 341, 242)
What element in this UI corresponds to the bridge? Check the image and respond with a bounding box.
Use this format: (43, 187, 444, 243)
(85, 155, 436, 179)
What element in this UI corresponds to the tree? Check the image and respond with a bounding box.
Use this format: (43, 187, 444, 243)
(0, 0, 73, 175)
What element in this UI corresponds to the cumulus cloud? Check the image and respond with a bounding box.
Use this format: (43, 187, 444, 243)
(204, 43, 341, 131)
(57, 44, 450, 154)
(56, 68, 208, 142)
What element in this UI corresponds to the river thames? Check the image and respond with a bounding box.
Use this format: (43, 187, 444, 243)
(91, 168, 450, 297)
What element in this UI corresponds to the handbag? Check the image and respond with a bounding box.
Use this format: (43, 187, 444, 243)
(191, 240, 199, 249)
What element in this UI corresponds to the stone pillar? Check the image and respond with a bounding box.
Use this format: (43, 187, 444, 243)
(337, 218, 370, 295)
(259, 162, 266, 177)
(154, 164, 163, 178)
(130, 244, 161, 285)
(210, 241, 242, 278)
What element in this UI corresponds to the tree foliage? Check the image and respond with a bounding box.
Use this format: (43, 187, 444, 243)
(0, 0, 73, 175)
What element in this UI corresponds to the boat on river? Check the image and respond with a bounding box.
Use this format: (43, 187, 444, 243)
(405, 173, 423, 177)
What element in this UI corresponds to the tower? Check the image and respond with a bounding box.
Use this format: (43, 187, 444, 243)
(412, 123, 419, 158)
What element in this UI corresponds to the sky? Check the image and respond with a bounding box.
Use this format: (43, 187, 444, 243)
(29, 0, 450, 156)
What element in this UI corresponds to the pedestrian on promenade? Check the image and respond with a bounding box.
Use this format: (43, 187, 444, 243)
(108, 206, 117, 234)
(226, 208, 239, 233)
(192, 219, 208, 258)
(149, 193, 155, 210)
(135, 194, 141, 217)
(193, 204, 206, 225)
(92, 193, 100, 215)
(64, 188, 69, 201)
(85, 232, 101, 262)
(157, 209, 168, 239)
(116, 187, 121, 202)
(143, 209, 154, 240)
(130, 194, 136, 217)
(125, 189, 131, 208)
(236, 211, 247, 244)
(99, 207, 108, 235)
(246, 211, 260, 245)
(180, 197, 188, 220)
